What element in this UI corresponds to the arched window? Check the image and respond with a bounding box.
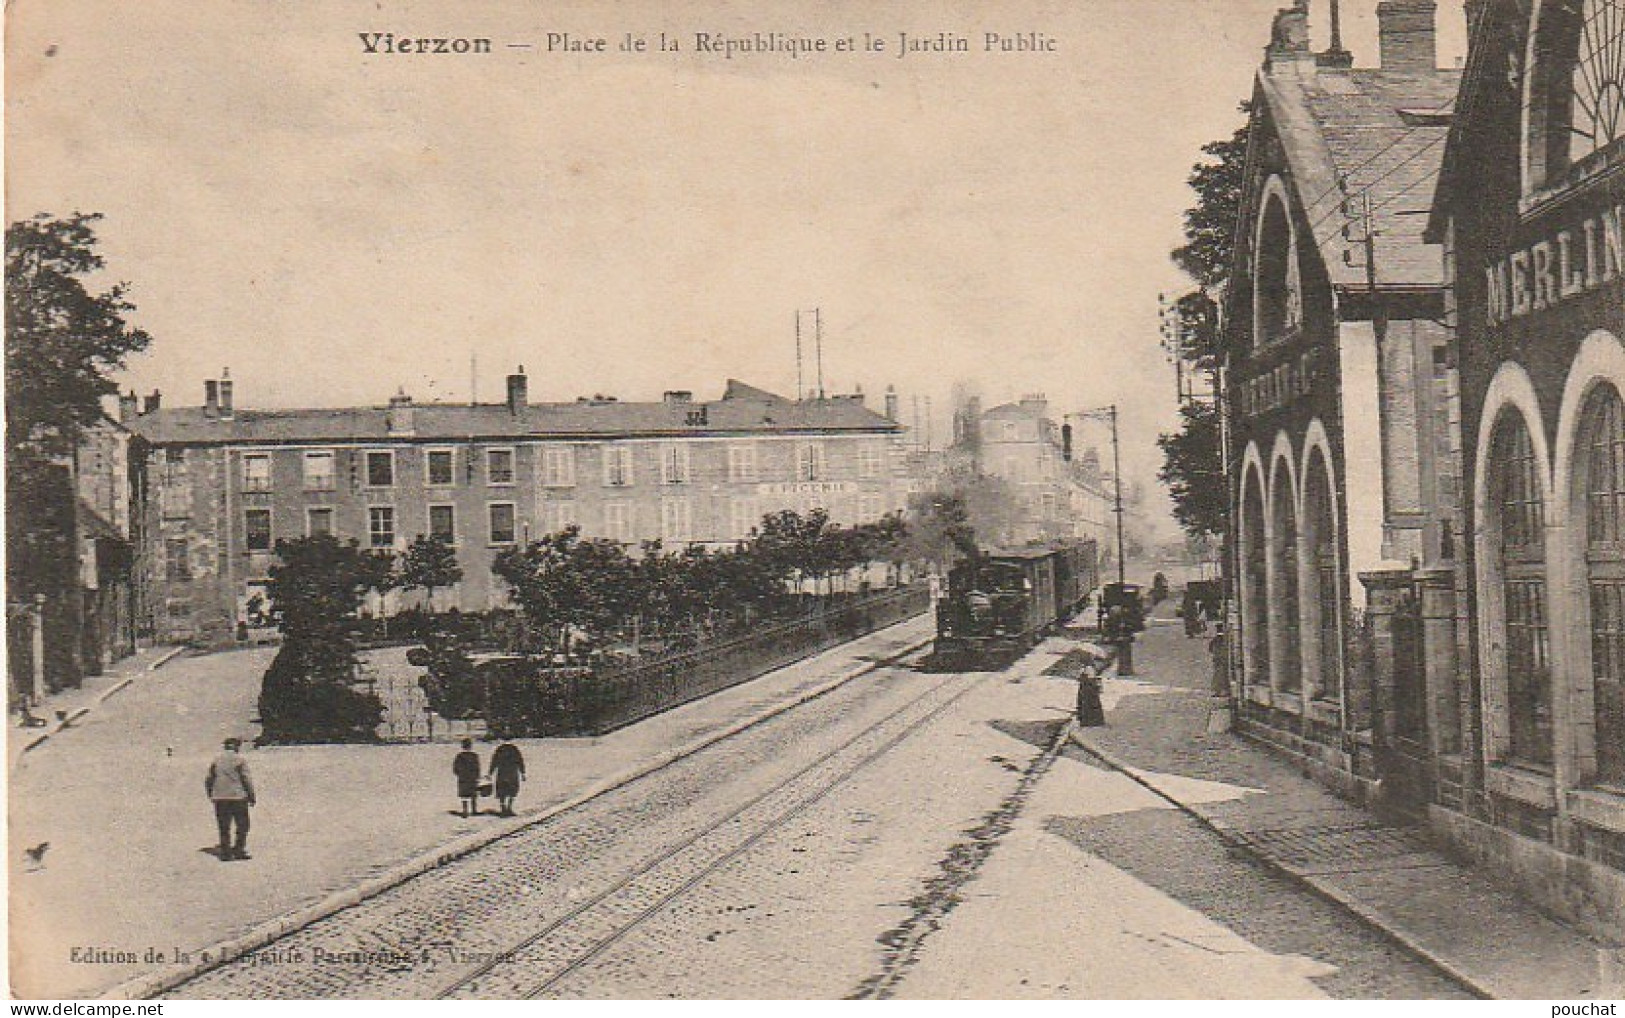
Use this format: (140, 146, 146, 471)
(1492, 411, 1554, 766)
(1241, 466, 1271, 688)
(1303, 449, 1342, 702)
(1254, 191, 1302, 347)
(1269, 463, 1303, 693)
(1527, 0, 1625, 189)
(1581, 384, 1625, 784)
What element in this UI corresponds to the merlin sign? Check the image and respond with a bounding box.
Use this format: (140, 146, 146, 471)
(1483, 201, 1623, 327)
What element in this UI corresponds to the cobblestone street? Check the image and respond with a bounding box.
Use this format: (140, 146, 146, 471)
(133, 618, 1473, 1000)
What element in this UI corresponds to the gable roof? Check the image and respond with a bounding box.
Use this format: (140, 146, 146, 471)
(126, 381, 900, 447)
(1253, 63, 1460, 290)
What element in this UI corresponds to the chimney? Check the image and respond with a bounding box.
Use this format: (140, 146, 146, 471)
(387, 389, 415, 436)
(506, 366, 528, 415)
(884, 385, 899, 422)
(118, 391, 139, 424)
(218, 368, 234, 421)
(1264, 4, 1314, 74)
(663, 390, 693, 404)
(143, 390, 162, 415)
(1377, 0, 1437, 72)
(1062, 422, 1074, 462)
(204, 379, 220, 418)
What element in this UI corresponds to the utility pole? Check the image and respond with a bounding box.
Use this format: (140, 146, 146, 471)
(1070, 405, 1134, 674)
(795, 311, 804, 401)
(814, 307, 825, 400)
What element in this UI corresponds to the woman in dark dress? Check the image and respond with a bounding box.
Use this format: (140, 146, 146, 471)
(489, 740, 526, 817)
(453, 738, 482, 817)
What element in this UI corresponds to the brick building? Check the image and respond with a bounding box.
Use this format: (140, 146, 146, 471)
(1423, 0, 1625, 934)
(125, 371, 911, 646)
(1223, 2, 1461, 802)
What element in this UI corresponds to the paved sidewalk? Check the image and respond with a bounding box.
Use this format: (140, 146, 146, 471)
(7, 645, 187, 770)
(9, 613, 932, 999)
(1072, 621, 1614, 1000)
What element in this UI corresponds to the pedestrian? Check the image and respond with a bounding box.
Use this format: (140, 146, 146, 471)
(488, 739, 526, 817)
(1074, 641, 1110, 727)
(1209, 627, 1230, 697)
(205, 737, 256, 861)
(453, 737, 482, 817)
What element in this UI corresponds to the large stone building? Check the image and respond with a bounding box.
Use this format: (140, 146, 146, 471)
(1224, 1, 1461, 800)
(1423, 0, 1625, 935)
(6, 414, 148, 704)
(948, 394, 1116, 552)
(126, 371, 911, 645)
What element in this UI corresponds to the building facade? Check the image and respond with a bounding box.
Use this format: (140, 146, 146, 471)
(950, 394, 1116, 551)
(127, 372, 912, 645)
(1424, 0, 1625, 935)
(1224, 2, 1461, 802)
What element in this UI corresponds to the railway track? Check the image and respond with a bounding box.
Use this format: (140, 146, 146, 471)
(163, 651, 990, 999)
(437, 667, 982, 998)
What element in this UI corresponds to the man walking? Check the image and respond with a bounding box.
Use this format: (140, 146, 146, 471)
(205, 737, 256, 861)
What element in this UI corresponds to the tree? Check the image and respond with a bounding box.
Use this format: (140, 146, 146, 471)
(257, 534, 393, 743)
(399, 534, 463, 612)
(1170, 105, 1251, 293)
(1157, 400, 1227, 539)
(1160, 102, 1250, 541)
(6, 214, 153, 461)
(6, 214, 153, 626)
(492, 526, 642, 661)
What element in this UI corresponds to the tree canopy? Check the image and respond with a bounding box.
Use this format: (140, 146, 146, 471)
(1157, 400, 1227, 539)
(6, 213, 152, 461)
(1160, 102, 1250, 541)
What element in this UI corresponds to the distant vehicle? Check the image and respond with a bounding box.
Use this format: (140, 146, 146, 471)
(1098, 581, 1146, 639)
(933, 540, 1098, 666)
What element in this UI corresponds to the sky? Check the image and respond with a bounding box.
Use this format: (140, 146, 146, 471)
(5, 0, 1468, 540)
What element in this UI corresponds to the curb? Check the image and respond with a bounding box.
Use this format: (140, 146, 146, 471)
(102, 622, 934, 1000)
(1067, 726, 1495, 1001)
(15, 646, 191, 760)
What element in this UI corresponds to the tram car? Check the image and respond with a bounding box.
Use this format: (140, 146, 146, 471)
(933, 540, 1098, 665)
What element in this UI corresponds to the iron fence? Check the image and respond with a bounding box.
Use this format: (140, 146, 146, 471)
(367, 584, 928, 741)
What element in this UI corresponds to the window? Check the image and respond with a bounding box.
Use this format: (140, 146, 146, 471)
(541, 499, 575, 535)
(366, 451, 394, 487)
(245, 509, 272, 552)
(488, 502, 517, 545)
(429, 504, 456, 544)
(727, 443, 758, 482)
(541, 447, 576, 487)
(730, 498, 759, 539)
(242, 453, 271, 492)
(1493, 413, 1552, 767)
(303, 450, 337, 491)
(661, 443, 691, 484)
(1583, 386, 1625, 785)
(426, 449, 455, 487)
(487, 448, 515, 486)
(306, 507, 334, 537)
(859, 495, 882, 521)
(796, 443, 826, 481)
(368, 506, 396, 549)
(661, 498, 692, 544)
(165, 538, 190, 581)
(603, 445, 634, 487)
(858, 443, 884, 479)
(603, 502, 632, 543)
(1566, 0, 1624, 168)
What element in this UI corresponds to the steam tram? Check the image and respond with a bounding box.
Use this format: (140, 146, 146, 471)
(933, 541, 1098, 665)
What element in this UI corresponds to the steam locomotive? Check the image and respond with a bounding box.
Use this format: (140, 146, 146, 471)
(932, 540, 1098, 666)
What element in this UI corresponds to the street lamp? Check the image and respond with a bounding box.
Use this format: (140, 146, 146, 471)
(1067, 405, 1135, 676)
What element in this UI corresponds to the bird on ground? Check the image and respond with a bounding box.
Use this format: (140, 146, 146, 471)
(23, 842, 50, 870)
